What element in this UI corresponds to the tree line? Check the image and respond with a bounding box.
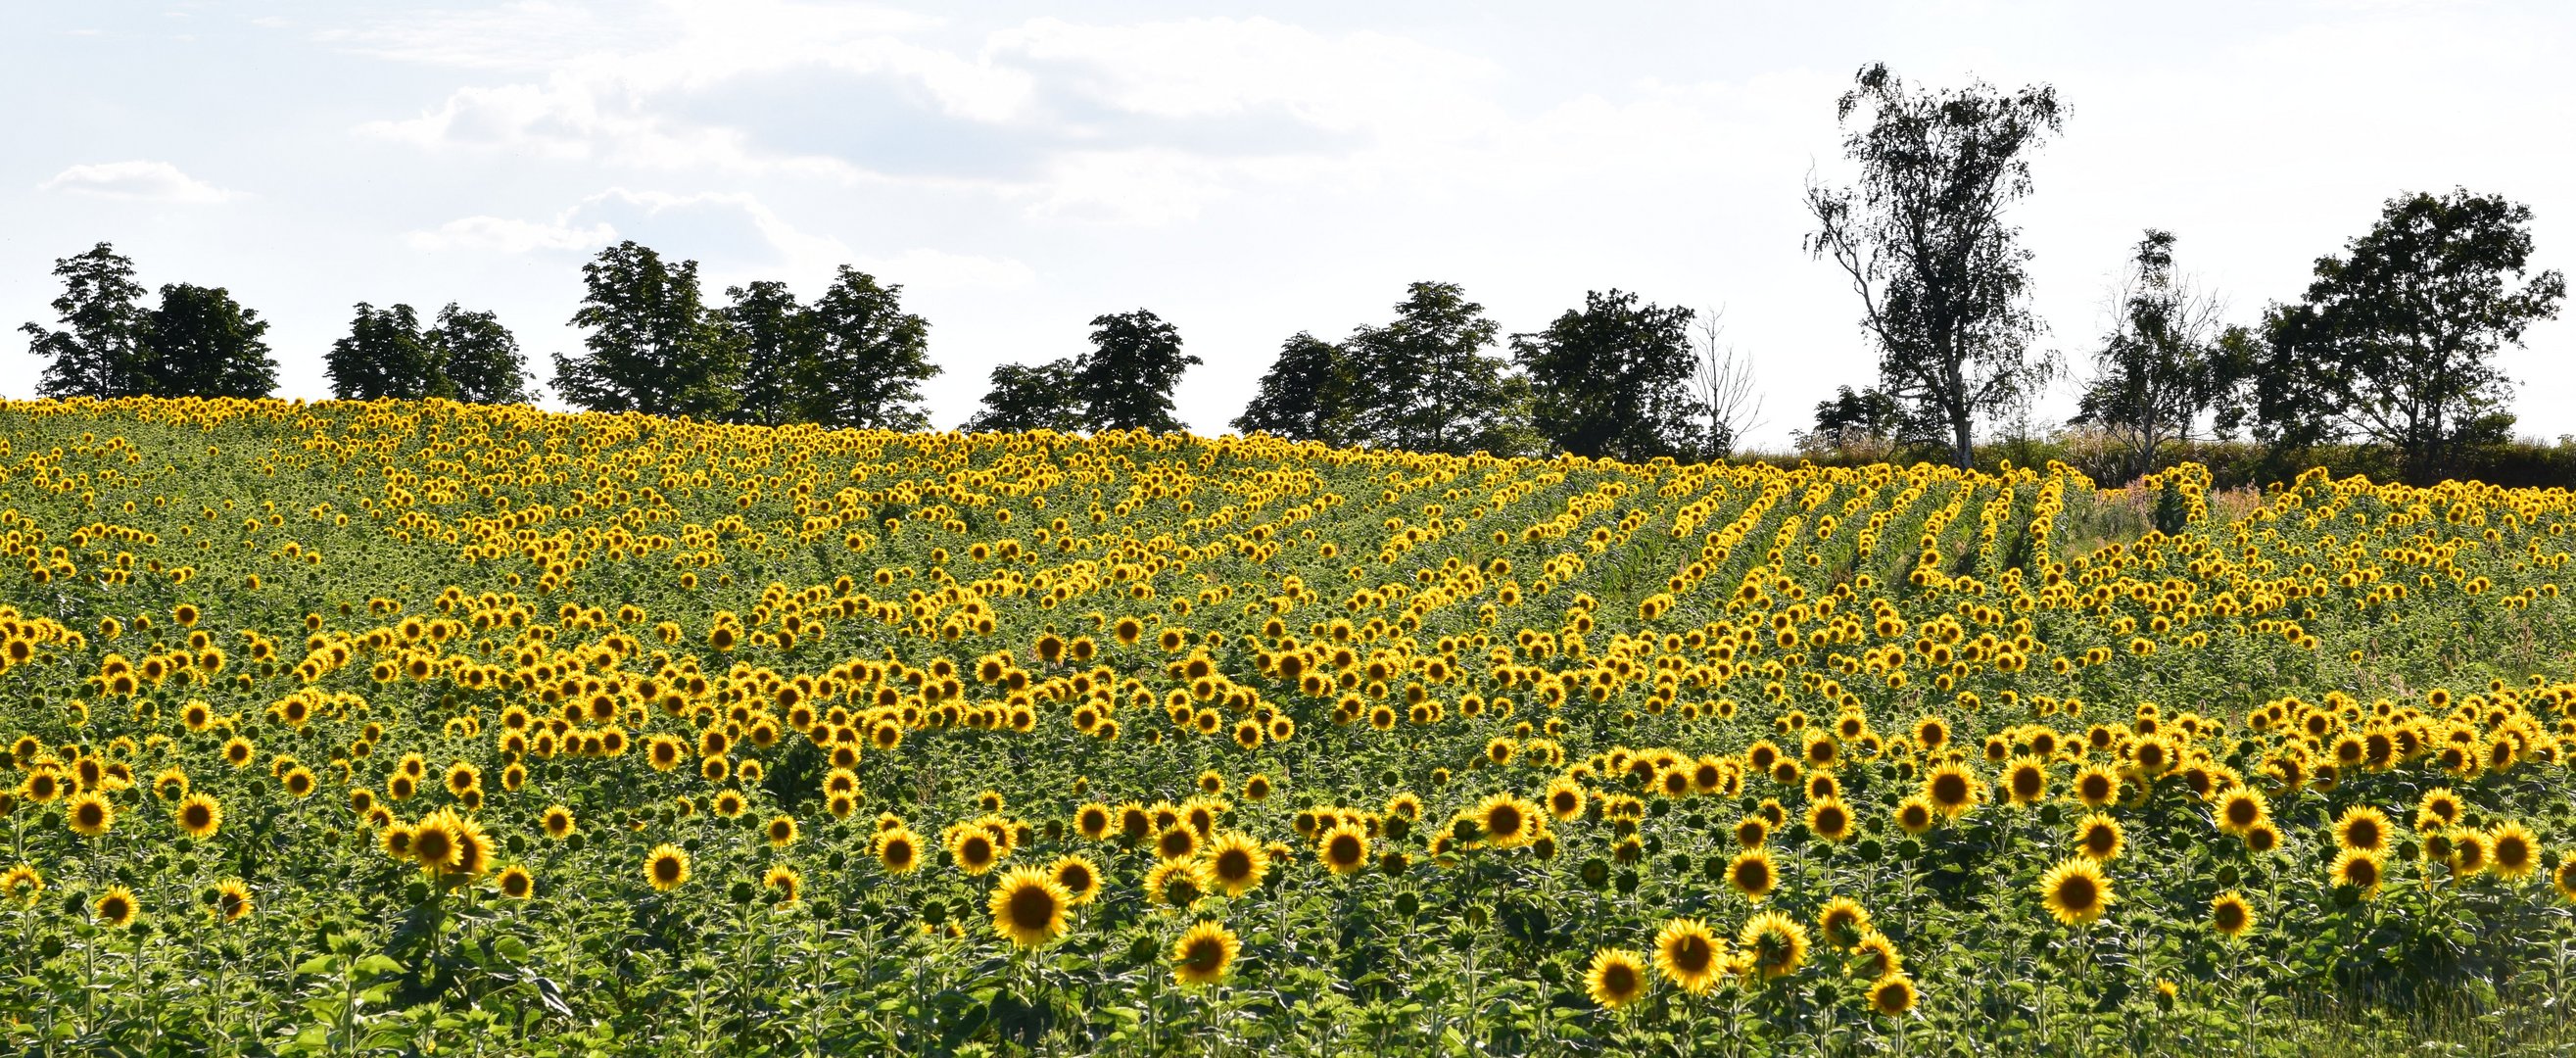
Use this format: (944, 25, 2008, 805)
(22, 64, 2564, 483)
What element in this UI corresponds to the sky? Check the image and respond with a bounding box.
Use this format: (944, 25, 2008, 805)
(3, 1, 2569, 447)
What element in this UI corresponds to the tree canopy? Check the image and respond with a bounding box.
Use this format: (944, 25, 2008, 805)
(554, 241, 744, 419)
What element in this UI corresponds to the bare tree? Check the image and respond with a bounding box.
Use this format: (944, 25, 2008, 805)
(1692, 309, 1765, 459)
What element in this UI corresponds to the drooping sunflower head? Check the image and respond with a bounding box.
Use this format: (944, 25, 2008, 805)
(1652, 917, 1725, 995)
(2038, 857, 2113, 928)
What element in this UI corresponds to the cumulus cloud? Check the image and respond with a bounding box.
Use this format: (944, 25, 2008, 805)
(37, 160, 236, 203)
(405, 214, 617, 253)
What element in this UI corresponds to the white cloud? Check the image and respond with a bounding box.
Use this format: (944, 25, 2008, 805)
(405, 214, 616, 253)
(37, 160, 235, 202)
(857, 248, 1034, 290)
(990, 17, 1498, 134)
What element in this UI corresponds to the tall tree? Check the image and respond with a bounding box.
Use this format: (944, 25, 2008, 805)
(1074, 310, 1198, 433)
(1233, 332, 1354, 443)
(722, 280, 808, 427)
(2069, 230, 2235, 481)
(427, 304, 535, 406)
(1804, 64, 2062, 467)
(1513, 290, 1704, 461)
(2224, 190, 2564, 483)
(1691, 310, 1765, 459)
(1794, 385, 1903, 457)
(964, 361, 1083, 433)
(135, 283, 276, 399)
(326, 303, 438, 401)
(1345, 282, 1520, 456)
(798, 267, 937, 431)
(553, 241, 744, 418)
(22, 243, 149, 399)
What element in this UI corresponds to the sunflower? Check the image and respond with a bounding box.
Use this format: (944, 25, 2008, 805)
(2073, 813, 2123, 862)
(1727, 847, 1778, 903)
(68, 793, 114, 837)
(2209, 890, 2253, 938)
(1475, 794, 1541, 849)
(2417, 787, 2463, 829)
(1850, 930, 1903, 980)
(1545, 778, 1587, 821)
(876, 828, 923, 874)
(95, 887, 139, 929)
(1740, 910, 1809, 981)
(449, 814, 494, 877)
(2243, 820, 2282, 854)
(1073, 802, 1113, 840)
(2554, 859, 2576, 904)
(1805, 797, 1856, 844)
(1169, 920, 1240, 986)
(2072, 764, 2120, 808)
(2448, 829, 2491, 878)
(541, 804, 576, 841)
(1868, 973, 1918, 1016)
(2329, 848, 2384, 898)
(988, 866, 1071, 947)
(763, 865, 802, 904)
(1815, 897, 1873, 950)
(644, 843, 691, 891)
(1892, 796, 1934, 836)
(1049, 854, 1103, 905)
(1317, 823, 1369, 876)
(175, 793, 221, 839)
(213, 879, 254, 922)
(2213, 788, 2268, 836)
(497, 865, 535, 899)
(2332, 805, 2390, 854)
(1, 865, 42, 905)
(410, 812, 462, 875)
(1155, 826, 1200, 862)
(1652, 917, 1726, 994)
(2037, 857, 2113, 927)
(1205, 832, 1269, 896)
(1923, 763, 1981, 817)
(766, 814, 799, 848)
(2002, 755, 2048, 805)
(949, 827, 1003, 875)
(2489, 821, 2539, 883)
(1585, 948, 1648, 1009)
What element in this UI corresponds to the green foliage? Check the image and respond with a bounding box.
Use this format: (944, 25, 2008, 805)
(1514, 290, 1704, 462)
(1074, 310, 1197, 434)
(553, 241, 745, 419)
(1233, 332, 1354, 445)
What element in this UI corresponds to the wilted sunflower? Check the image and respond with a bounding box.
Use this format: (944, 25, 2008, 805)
(1727, 848, 1778, 903)
(1169, 920, 1240, 986)
(95, 887, 140, 929)
(1317, 823, 1370, 876)
(1205, 832, 1269, 896)
(1652, 917, 1725, 994)
(2038, 857, 2113, 927)
(2209, 890, 2253, 938)
(988, 866, 1071, 947)
(644, 843, 691, 891)
(1585, 947, 1648, 1009)
(2332, 805, 2390, 854)
(1740, 910, 1810, 981)
(175, 793, 221, 839)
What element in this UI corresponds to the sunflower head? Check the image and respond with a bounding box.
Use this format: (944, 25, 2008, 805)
(1816, 897, 1873, 950)
(1585, 947, 1648, 1009)
(1652, 918, 1725, 994)
(2333, 805, 2389, 853)
(1868, 974, 1919, 1017)
(68, 793, 114, 838)
(2330, 848, 2384, 898)
(95, 886, 139, 929)
(1205, 833, 1269, 896)
(175, 793, 221, 839)
(1727, 848, 1778, 902)
(213, 879, 254, 922)
(1317, 823, 1369, 876)
(1049, 854, 1102, 905)
(2038, 857, 2113, 927)
(1739, 910, 1809, 981)
(877, 828, 922, 874)
(1169, 920, 1240, 986)
(2209, 890, 2253, 938)
(2075, 813, 2123, 862)
(988, 866, 1070, 947)
(644, 843, 691, 891)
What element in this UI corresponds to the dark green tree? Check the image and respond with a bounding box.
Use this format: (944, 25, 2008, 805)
(1232, 332, 1353, 443)
(964, 360, 1083, 433)
(1794, 385, 1903, 456)
(722, 280, 808, 427)
(798, 267, 937, 431)
(326, 303, 438, 401)
(1804, 64, 2062, 467)
(1513, 290, 1704, 460)
(1073, 310, 1198, 433)
(2069, 230, 2235, 481)
(426, 305, 535, 406)
(21, 243, 149, 399)
(2223, 189, 2564, 482)
(553, 241, 744, 418)
(135, 283, 277, 399)
(1345, 282, 1523, 456)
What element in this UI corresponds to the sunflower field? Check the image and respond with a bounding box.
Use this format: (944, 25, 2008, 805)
(5, 397, 2576, 1055)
